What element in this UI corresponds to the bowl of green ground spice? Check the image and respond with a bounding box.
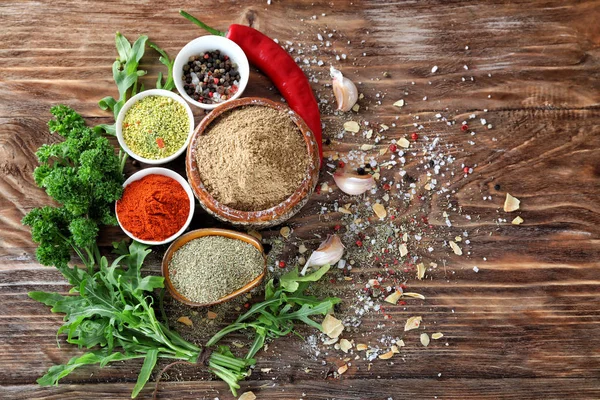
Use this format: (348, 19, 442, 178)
(186, 97, 321, 228)
(162, 228, 266, 307)
(116, 89, 194, 164)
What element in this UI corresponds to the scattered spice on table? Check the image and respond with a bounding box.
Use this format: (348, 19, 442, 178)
(169, 236, 264, 304)
(182, 50, 240, 104)
(122, 95, 189, 159)
(195, 105, 309, 211)
(116, 174, 189, 241)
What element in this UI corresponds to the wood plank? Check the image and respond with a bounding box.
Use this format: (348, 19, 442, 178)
(2, 0, 600, 398)
(2, 378, 600, 400)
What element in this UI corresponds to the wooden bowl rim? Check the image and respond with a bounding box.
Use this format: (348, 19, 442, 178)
(161, 228, 267, 307)
(186, 97, 320, 223)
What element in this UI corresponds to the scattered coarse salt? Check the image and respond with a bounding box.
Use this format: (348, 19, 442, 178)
(473, 266, 479, 273)
(431, 65, 438, 73)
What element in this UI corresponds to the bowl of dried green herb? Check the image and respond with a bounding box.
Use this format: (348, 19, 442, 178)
(116, 89, 194, 164)
(186, 97, 320, 228)
(161, 228, 267, 307)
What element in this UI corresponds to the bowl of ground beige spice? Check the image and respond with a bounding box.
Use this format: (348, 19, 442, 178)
(186, 97, 320, 227)
(162, 228, 266, 307)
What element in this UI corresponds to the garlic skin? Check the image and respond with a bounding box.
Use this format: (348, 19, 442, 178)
(300, 234, 345, 275)
(330, 66, 358, 112)
(333, 170, 375, 195)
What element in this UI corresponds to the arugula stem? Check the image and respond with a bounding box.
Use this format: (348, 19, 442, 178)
(179, 10, 226, 37)
(119, 150, 128, 174)
(206, 323, 249, 347)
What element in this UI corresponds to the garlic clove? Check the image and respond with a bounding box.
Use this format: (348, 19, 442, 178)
(333, 171, 375, 195)
(300, 234, 345, 275)
(331, 66, 358, 112)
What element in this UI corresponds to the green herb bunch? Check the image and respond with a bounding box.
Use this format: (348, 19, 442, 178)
(29, 241, 204, 398)
(96, 33, 175, 136)
(206, 265, 340, 392)
(22, 105, 124, 270)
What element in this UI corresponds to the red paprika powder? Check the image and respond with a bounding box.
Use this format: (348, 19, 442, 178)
(117, 174, 190, 241)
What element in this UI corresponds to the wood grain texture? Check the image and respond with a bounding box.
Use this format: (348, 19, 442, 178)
(2, 0, 600, 399)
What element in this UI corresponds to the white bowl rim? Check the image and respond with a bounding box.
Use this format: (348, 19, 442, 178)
(115, 167, 195, 245)
(173, 35, 250, 110)
(116, 89, 195, 165)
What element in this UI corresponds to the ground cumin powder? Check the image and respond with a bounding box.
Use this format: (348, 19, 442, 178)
(195, 105, 309, 211)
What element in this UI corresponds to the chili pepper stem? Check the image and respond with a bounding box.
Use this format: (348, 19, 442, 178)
(180, 10, 225, 37)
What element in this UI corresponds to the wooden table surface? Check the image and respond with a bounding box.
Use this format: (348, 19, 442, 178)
(2, 1, 600, 399)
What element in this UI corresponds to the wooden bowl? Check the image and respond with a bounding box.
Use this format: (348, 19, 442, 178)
(186, 97, 320, 228)
(161, 228, 267, 307)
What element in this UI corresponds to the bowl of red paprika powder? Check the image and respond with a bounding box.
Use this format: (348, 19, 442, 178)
(116, 167, 195, 245)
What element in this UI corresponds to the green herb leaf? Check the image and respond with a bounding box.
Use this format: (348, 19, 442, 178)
(148, 42, 176, 91)
(132, 349, 158, 398)
(280, 265, 331, 292)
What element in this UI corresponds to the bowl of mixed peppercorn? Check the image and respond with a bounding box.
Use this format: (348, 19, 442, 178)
(174, 35, 250, 110)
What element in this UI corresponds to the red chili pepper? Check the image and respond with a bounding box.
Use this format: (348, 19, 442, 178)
(156, 138, 165, 149)
(461, 124, 469, 131)
(278, 260, 286, 268)
(389, 144, 397, 152)
(411, 132, 419, 140)
(338, 161, 345, 168)
(181, 10, 323, 164)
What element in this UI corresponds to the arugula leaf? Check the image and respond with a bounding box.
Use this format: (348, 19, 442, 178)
(149, 41, 176, 91)
(30, 242, 202, 398)
(132, 349, 158, 398)
(280, 264, 331, 292)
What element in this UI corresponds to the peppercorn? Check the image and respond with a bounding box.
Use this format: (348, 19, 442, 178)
(357, 167, 366, 175)
(325, 138, 332, 145)
(183, 49, 240, 105)
(494, 184, 501, 191)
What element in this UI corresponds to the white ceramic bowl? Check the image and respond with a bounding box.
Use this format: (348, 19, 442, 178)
(116, 167, 195, 246)
(116, 89, 194, 165)
(173, 35, 250, 110)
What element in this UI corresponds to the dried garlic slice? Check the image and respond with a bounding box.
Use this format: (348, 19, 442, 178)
(449, 241, 463, 256)
(373, 203, 387, 219)
(340, 338, 353, 353)
(420, 333, 430, 347)
(431, 332, 444, 340)
(397, 137, 410, 148)
(384, 290, 402, 304)
(338, 364, 348, 374)
(393, 99, 405, 107)
(512, 216, 524, 225)
(402, 292, 425, 300)
(356, 344, 368, 351)
(379, 350, 395, 360)
(343, 121, 360, 133)
(360, 144, 375, 151)
(238, 392, 256, 400)
(399, 243, 408, 257)
(504, 193, 520, 212)
(322, 314, 344, 338)
(404, 316, 422, 331)
(280, 226, 291, 238)
(417, 263, 426, 280)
